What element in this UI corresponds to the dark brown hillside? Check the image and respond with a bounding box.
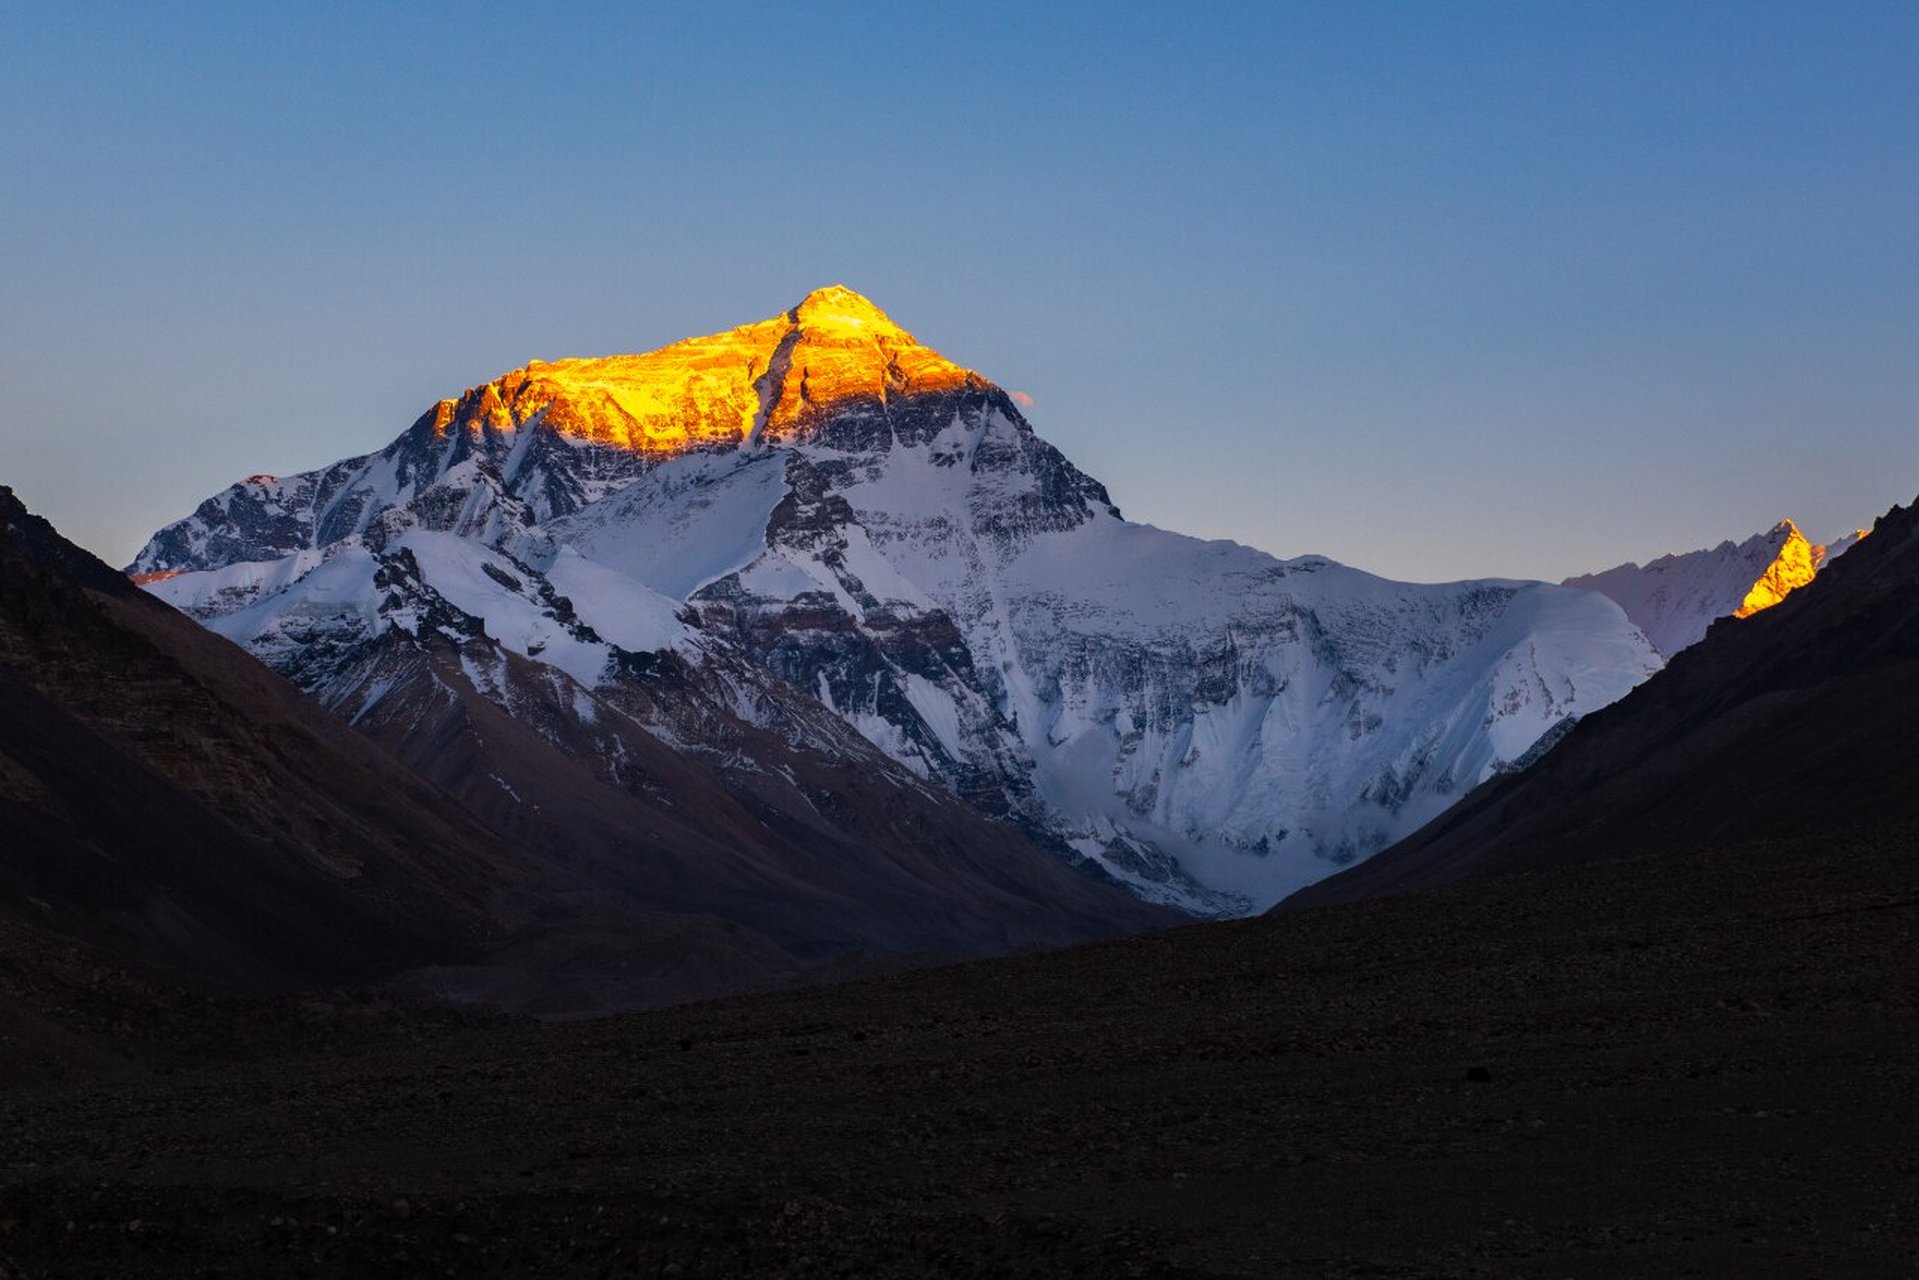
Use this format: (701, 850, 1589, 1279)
(1284, 493, 1919, 909)
(0, 486, 515, 989)
(338, 633, 1178, 1015)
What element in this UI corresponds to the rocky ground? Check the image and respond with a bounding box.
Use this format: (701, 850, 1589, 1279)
(2, 823, 1915, 1277)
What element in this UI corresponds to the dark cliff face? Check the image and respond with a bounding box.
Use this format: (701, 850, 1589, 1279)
(791, 383, 1120, 535)
(684, 446, 1042, 821)
(1284, 495, 1919, 910)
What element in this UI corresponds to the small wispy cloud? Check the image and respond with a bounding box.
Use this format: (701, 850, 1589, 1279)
(1009, 390, 1035, 408)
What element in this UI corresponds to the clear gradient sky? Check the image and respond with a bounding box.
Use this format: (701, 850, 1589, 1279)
(3, 2, 1915, 582)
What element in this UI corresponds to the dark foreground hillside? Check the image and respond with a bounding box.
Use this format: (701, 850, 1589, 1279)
(0, 482, 1172, 1023)
(3, 820, 1913, 1278)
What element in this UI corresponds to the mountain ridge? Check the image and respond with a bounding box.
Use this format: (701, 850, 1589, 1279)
(417, 285, 978, 460)
(5, 482, 1171, 1020)
(130, 288, 1661, 911)
(1284, 491, 1919, 909)
(1563, 516, 1863, 658)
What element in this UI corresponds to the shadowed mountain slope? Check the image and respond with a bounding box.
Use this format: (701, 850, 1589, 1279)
(1285, 494, 1919, 909)
(2, 485, 1173, 1029)
(0, 485, 522, 991)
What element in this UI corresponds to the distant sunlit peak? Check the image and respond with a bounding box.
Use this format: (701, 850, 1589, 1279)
(1733, 519, 1818, 619)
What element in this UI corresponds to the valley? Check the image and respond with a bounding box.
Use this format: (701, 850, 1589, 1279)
(2, 821, 1912, 1277)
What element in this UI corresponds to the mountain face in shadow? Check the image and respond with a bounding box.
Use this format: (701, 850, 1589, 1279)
(1284, 494, 1919, 909)
(2, 484, 1174, 1032)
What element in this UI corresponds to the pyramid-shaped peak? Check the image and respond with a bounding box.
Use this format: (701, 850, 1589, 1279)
(406, 285, 980, 460)
(1734, 519, 1820, 618)
(793, 284, 906, 334)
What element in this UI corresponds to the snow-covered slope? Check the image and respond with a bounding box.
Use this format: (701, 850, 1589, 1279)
(1563, 520, 1864, 659)
(1819, 528, 1869, 565)
(135, 286, 1660, 913)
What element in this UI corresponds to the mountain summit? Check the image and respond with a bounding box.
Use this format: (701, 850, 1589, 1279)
(786, 282, 924, 338)
(1731, 519, 1820, 617)
(132, 287, 1004, 569)
(419, 284, 977, 461)
(1564, 517, 1862, 658)
(133, 291, 1659, 912)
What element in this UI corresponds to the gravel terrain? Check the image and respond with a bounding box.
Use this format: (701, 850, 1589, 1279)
(3, 824, 1914, 1277)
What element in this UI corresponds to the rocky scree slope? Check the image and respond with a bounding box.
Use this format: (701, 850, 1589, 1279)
(135, 287, 1660, 912)
(4, 819, 1915, 1276)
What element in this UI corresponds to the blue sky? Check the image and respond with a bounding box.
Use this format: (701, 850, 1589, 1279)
(3, 1, 1915, 580)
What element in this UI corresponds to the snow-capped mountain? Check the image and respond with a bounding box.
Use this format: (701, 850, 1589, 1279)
(1563, 520, 1866, 659)
(135, 286, 1660, 913)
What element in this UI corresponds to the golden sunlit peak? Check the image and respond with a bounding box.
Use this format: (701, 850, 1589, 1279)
(1732, 519, 1818, 619)
(421, 287, 982, 456)
(791, 284, 908, 335)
